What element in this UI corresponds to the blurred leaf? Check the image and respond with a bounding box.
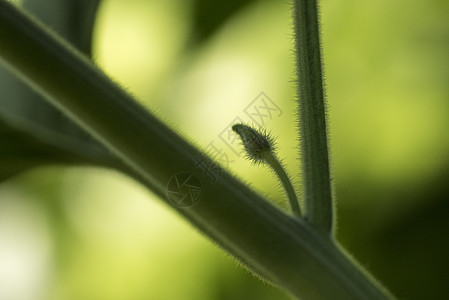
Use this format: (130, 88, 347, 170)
(191, 0, 259, 44)
(375, 168, 449, 300)
(0, 0, 116, 181)
(23, 0, 100, 55)
(0, 118, 86, 181)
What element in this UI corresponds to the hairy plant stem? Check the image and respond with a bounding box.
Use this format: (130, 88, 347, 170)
(231, 123, 301, 217)
(263, 154, 302, 217)
(0, 1, 394, 299)
(293, 0, 334, 235)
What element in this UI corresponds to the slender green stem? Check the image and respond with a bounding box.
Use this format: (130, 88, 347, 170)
(264, 153, 301, 217)
(293, 0, 334, 235)
(0, 1, 395, 299)
(231, 123, 301, 217)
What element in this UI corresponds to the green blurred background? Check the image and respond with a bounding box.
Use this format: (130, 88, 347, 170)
(1, 0, 449, 299)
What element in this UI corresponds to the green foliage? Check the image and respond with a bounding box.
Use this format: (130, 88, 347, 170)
(0, 0, 448, 299)
(0, 0, 393, 298)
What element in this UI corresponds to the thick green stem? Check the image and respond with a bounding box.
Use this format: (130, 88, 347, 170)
(293, 0, 334, 235)
(0, 1, 394, 299)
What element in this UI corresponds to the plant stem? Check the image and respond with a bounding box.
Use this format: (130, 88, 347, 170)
(0, 1, 395, 299)
(264, 153, 302, 217)
(231, 123, 301, 217)
(293, 0, 334, 235)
